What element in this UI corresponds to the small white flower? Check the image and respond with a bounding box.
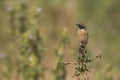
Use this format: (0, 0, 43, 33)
(0, 53, 7, 59)
(29, 34, 34, 40)
(7, 6, 13, 12)
(28, 56, 32, 62)
(37, 7, 42, 13)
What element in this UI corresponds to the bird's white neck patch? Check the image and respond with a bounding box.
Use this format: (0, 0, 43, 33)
(79, 29, 85, 31)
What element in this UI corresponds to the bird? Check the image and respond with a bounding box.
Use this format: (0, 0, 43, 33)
(76, 24, 89, 53)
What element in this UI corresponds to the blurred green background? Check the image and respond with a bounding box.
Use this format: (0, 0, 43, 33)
(0, 0, 120, 80)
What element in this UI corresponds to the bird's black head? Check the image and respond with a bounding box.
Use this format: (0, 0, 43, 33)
(76, 24, 86, 29)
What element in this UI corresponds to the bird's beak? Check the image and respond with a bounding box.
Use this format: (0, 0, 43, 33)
(76, 24, 81, 29)
(76, 24, 79, 26)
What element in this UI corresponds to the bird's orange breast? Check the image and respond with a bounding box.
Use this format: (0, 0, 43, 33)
(78, 30, 89, 42)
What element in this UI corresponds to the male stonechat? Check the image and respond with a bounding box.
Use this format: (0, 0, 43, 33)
(76, 24, 89, 53)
